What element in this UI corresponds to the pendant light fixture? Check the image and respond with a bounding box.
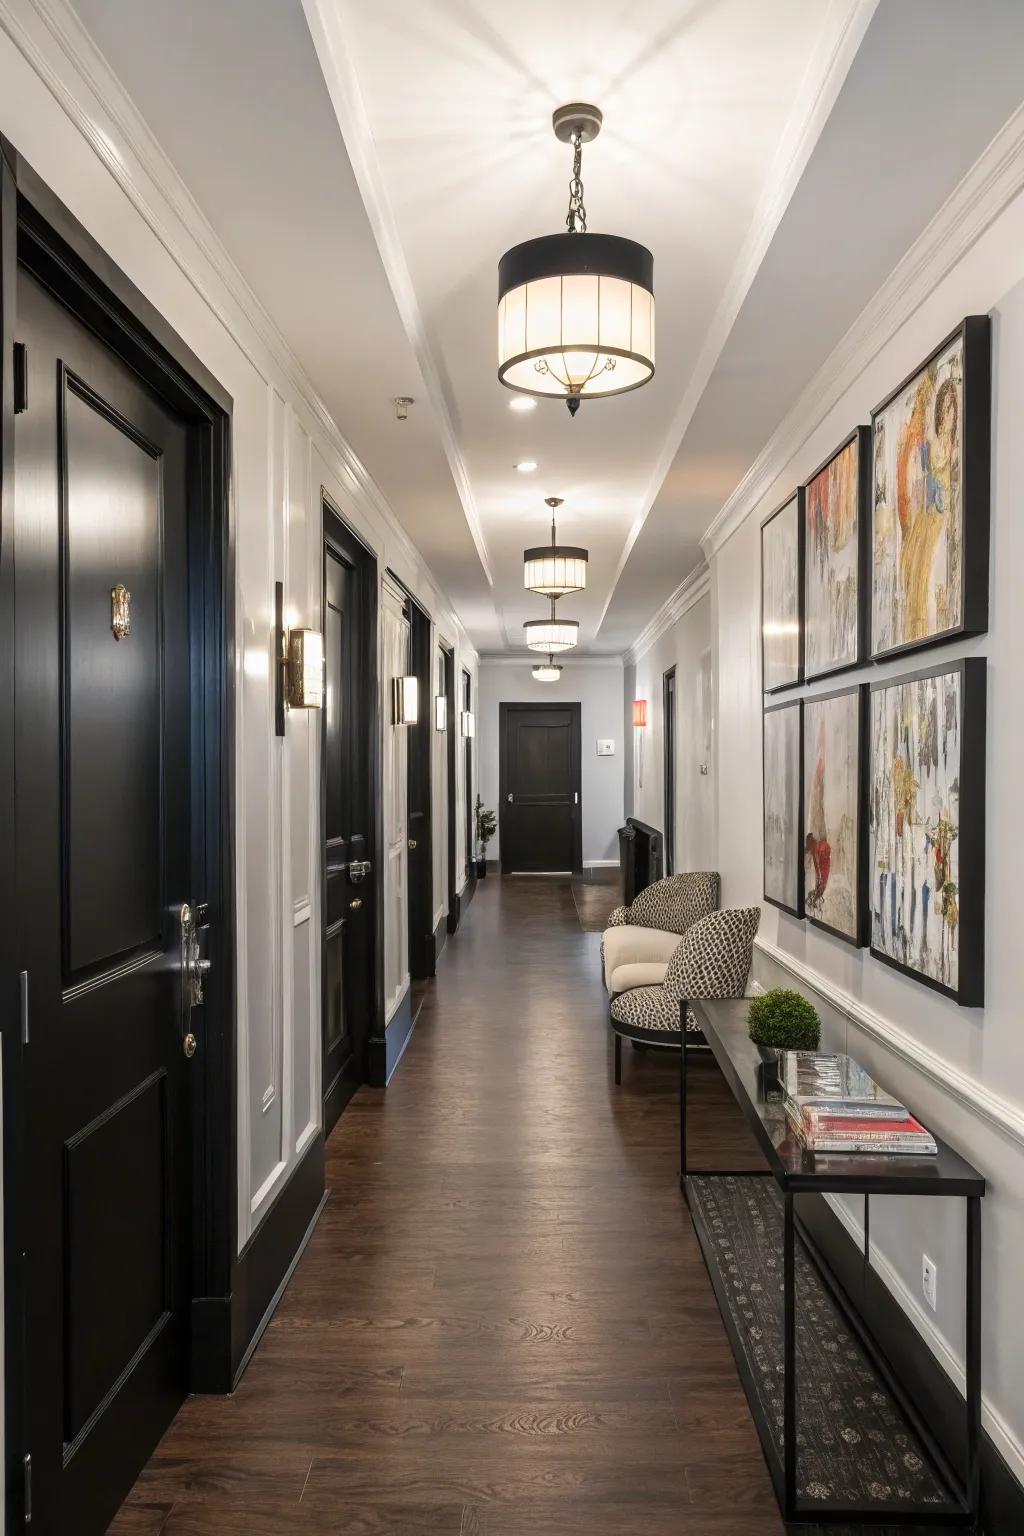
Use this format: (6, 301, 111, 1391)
(523, 497, 588, 598)
(498, 103, 655, 417)
(524, 596, 579, 654)
(532, 656, 562, 682)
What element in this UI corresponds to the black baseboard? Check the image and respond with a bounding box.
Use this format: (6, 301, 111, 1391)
(461, 873, 477, 915)
(433, 910, 447, 964)
(801, 1192, 1024, 1535)
(446, 891, 460, 935)
(228, 1133, 326, 1384)
(190, 1295, 232, 1393)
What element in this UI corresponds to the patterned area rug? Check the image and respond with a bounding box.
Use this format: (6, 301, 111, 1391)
(689, 1174, 953, 1513)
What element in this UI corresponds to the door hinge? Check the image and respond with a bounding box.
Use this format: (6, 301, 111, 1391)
(19, 970, 29, 1045)
(13, 342, 27, 414)
(23, 1452, 32, 1523)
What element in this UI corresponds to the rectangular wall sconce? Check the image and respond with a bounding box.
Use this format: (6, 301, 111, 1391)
(461, 709, 475, 738)
(435, 694, 447, 731)
(275, 580, 324, 736)
(632, 699, 648, 728)
(393, 674, 419, 725)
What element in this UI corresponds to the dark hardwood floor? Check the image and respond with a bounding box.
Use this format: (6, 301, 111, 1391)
(110, 877, 913, 1535)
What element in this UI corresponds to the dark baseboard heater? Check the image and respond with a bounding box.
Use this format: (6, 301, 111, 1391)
(617, 817, 663, 906)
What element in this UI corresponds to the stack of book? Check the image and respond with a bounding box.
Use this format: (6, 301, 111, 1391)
(781, 1052, 937, 1155)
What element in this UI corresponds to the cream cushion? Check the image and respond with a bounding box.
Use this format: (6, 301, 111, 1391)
(602, 924, 680, 994)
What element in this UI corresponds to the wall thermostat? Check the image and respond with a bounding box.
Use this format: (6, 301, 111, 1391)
(596, 739, 615, 756)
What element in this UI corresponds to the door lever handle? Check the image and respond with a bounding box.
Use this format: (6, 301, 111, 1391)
(507, 793, 513, 803)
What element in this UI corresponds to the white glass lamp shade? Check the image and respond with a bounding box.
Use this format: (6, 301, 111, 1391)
(461, 709, 475, 738)
(434, 694, 447, 731)
(532, 661, 562, 682)
(286, 628, 324, 709)
(498, 234, 654, 403)
(392, 674, 419, 725)
(523, 617, 579, 653)
(523, 546, 588, 598)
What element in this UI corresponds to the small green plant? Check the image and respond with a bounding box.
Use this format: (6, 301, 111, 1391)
(474, 795, 497, 858)
(747, 988, 821, 1052)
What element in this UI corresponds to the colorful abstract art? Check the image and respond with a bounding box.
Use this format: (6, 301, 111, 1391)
(805, 431, 865, 678)
(871, 325, 989, 657)
(868, 661, 985, 1003)
(763, 700, 802, 917)
(761, 493, 802, 692)
(804, 687, 864, 945)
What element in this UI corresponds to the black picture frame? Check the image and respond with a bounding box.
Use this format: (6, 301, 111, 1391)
(802, 426, 870, 682)
(760, 488, 805, 694)
(803, 682, 868, 949)
(762, 697, 803, 919)
(868, 657, 986, 1006)
(868, 316, 990, 662)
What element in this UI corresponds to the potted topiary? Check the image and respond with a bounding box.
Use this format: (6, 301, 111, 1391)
(748, 988, 821, 1097)
(474, 795, 497, 878)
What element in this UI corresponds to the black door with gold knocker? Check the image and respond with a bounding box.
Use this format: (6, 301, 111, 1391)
(13, 266, 198, 1532)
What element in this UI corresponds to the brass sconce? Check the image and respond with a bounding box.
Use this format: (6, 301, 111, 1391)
(393, 675, 419, 726)
(275, 581, 324, 736)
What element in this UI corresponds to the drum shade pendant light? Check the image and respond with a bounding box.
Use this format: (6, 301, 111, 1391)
(498, 103, 655, 416)
(532, 655, 562, 682)
(523, 497, 588, 598)
(524, 597, 579, 654)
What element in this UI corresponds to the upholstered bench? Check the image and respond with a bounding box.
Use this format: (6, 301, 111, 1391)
(601, 872, 720, 995)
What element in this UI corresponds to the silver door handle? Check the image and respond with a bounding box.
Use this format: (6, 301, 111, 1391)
(574, 792, 579, 805)
(179, 901, 210, 1058)
(349, 859, 372, 883)
(507, 793, 513, 802)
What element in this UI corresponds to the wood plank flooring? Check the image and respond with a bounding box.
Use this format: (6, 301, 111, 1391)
(111, 876, 918, 1535)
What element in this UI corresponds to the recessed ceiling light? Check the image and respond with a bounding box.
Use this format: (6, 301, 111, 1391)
(514, 460, 537, 473)
(509, 397, 536, 413)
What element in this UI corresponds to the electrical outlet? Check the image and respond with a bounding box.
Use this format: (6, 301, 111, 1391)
(922, 1254, 938, 1311)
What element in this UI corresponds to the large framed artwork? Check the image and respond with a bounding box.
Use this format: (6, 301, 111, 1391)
(870, 317, 990, 660)
(868, 658, 986, 1005)
(803, 685, 867, 947)
(763, 699, 803, 918)
(803, 427, 869, 680)
(761, 490, 804, 693)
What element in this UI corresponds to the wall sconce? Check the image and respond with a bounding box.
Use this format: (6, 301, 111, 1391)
(393, 674, 419, 725)
(275, 581, 324, 736)
(633, 698, 647, 787)
(461, 710, 475, 738)
(632, 699, 648, 728)
(435, 694, 447, 731)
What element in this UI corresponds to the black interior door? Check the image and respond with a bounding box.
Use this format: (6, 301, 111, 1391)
(663, 666, 677, 875)
(499, 702, 582, 874)
(406, 598, 433, 977)
(463, 668, 473, 880)
(323, 515, 374, 1134)
(14, 268, 192, 1533)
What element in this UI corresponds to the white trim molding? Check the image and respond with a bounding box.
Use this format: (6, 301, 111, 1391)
(478, 653, 624, 669)
(701, 99, 1024, 561)
(755, 937, 1024, 1154)
(624, 562, 710, 667)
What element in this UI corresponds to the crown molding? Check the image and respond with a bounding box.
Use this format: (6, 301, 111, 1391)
(623, 562, 710, 667)
(0, 0, 476, 655)
(701, 97, 1024, 561)
(593, 0, 875, 640)
(301, 0, 494, 592)
(755, 937, 1024, 1155)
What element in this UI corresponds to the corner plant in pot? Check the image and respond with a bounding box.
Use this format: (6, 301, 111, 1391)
(474, 795, 497, 878)
(748, 988, 821, 1094)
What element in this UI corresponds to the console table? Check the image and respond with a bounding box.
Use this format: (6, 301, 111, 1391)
(683, 997, 985, 1529)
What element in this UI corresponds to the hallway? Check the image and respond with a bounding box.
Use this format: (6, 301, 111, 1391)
(112, 876, 781, 1535)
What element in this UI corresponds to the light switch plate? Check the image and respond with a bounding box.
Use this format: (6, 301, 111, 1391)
(596, 739, 615, 756)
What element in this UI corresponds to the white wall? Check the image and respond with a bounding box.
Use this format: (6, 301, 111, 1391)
(477, 658, 624, 867)
(711, 183, 1024, 1482)
(628, 590, 715, 874)
(0, 1, 478, 1265)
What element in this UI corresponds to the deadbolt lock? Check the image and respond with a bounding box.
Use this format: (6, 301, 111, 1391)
(350, 897, 363, 911)
(408, 838, 418, 850)
(183, 1032, 197, 1059)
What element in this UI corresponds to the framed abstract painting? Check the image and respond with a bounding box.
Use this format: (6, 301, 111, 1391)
(803, 685, 867, 947)
(763, 699, 803, 918)
(868, 658, 986, 1005)
(870, 317, 990, 660)
(803, 427, 869, 680)
(761, 490, 804, 693)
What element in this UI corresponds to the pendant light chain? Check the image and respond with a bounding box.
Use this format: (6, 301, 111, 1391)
(565, 130, 587, 235)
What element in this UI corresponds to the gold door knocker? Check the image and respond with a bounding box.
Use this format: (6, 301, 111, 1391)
(111, 583, 131, 641)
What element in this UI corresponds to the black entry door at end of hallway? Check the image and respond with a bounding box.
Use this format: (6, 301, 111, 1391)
(498, 702, 582, 874)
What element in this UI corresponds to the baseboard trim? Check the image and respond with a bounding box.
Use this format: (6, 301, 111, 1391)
(232, 1187, 328, 1389)
(383, 988, 415, 1084)
(801, 1192, 1024, 1530)
(433, 909, 447, 963)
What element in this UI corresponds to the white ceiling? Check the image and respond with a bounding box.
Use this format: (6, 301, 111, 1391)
(67, 0, 1024, 656)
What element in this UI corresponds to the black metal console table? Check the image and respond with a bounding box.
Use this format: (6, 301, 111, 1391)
(683, 997, 985, 1529)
